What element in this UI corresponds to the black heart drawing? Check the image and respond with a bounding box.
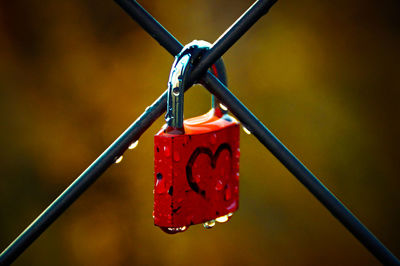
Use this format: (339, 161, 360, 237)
(185, 143, 232, 197)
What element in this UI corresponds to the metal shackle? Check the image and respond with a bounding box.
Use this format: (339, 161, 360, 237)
(165, 40, 228, 131)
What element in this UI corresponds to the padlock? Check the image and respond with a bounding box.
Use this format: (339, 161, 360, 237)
(154, 41, 240, 233)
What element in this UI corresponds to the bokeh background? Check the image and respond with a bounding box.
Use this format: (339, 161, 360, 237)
(1, 0, 399, 265)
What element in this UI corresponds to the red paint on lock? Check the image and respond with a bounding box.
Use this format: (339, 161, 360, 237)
(154, 110, 240, 228)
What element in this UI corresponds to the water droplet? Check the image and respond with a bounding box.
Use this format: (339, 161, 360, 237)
(226, 201, 237, 212)
(243, 126, 251, 135)
(177, 226, 187, 232)
(164, 146, 171, 157)
(235, 172, 240, 181)
(234, 185, 239, 193)
(160, 226, 188, 234)
(215, 215, 229, 223)
(203, 220, 216, 229)
(219, 103, 228, 111)
(184, 135, 190, 145)
(172, 87, 180, 96)
(165, 116, 173, 124)
(152, 211, 155, 219)
(210, 133, 217, 144)
(225, 185, 232, 201)
(235, 148, 240, 159)
(128, 140, 139, 150)
(215, 180, 223, 191)
(114, 156, 123, 164)
(155, 178, 167, 194)
(194, 174, 201, 183)
(220, 167, 226, 177)
(173, 151, 180, 162)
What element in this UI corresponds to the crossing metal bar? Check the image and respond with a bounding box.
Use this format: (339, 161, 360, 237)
(1, 0, 399, 265)
(188, 0, 277, 84)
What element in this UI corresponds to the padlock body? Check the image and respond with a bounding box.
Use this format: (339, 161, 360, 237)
(154, 110, 240, 227)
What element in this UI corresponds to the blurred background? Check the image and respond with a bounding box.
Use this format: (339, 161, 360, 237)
(0, 0, 399, 265)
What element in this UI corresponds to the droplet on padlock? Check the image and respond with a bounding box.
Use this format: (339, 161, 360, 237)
(235, 148, 240, 159)
(203, 220, 216, 229)
(155, 177, 167, 194)
(160, 226, 188, 234)
(215, 215, 230, 223)
(220, 167, 226, 177)
(215, 180, 224, 191)
(173, 151, 180, 162)
(172, 87, 180, 96)
(210, 133, 217, 144)
(194, 174, 201, 183)
(224, 185, 232, 201)
(163, 145, 171, 157)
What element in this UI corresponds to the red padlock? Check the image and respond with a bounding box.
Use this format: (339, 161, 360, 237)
(154, 41, 240, 233)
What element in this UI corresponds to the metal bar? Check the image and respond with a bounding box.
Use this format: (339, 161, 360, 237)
(114, 0, 277, 83)
(0, 0, 275, 264)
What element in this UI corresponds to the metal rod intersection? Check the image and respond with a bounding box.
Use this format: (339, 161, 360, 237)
(1, 1, 399, 265)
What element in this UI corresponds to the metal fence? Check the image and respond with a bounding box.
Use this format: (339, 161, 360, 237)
(0, 1, 399, 265)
